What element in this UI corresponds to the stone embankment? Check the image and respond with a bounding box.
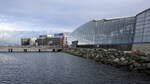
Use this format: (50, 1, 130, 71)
(63, 48, 150, 74)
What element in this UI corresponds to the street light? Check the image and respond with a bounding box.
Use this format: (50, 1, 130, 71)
(93, 20, 99, 47)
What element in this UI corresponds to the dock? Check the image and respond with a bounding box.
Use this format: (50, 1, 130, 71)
(0, 46, 63, 52)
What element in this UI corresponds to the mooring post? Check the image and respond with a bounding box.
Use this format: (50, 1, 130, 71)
(8, 49, 10, 52)
(52, 49, 55, 52)
(10, 49, 13, 52)
(38, 49, 41, 52)
(24, 49, 27, 52)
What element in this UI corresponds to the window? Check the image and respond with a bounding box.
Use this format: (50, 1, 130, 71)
(134, 36, 143, 42)
(143, 35, 150, 42)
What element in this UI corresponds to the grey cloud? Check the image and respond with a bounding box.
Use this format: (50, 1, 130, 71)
(0, 0, 150, 31)
(0, 0, 149, 45)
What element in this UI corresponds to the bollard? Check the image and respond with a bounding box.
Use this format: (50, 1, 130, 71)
(57, 49, 62, 52)
(8, 49, 10, 52)
(10, 49, 13, 52)
(38, 49, 41, 52)
(52, 49, 55, 52)
(24, 49, 27, 52)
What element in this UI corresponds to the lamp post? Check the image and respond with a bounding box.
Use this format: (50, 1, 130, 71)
(93, 20, 99, 47)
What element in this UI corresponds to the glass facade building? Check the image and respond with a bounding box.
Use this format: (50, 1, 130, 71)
(69, 8, 150, 51)
(134, 8, 150, 43)
(70, 17, 135, 45)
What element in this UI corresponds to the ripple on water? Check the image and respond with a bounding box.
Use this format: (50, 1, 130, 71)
(0, 52, 150, 84)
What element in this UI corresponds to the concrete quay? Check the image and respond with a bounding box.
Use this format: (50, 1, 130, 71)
(0, 46, 63, 52)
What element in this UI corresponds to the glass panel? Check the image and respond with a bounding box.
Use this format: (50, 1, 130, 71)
(134, 37, 143, 42)
(143, 35, 150, 42)
(71, 17, 135, 45)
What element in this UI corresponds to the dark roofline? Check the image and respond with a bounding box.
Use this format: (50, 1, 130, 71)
(92, 16, 135, 22)
(104, 16, 135, 21)
(136, 8, 150, 16)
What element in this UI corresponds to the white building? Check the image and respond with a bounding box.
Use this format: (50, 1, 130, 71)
(29, 37, 37, 46)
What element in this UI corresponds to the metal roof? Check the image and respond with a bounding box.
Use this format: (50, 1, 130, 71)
(92, 16, 135, 22)
(136, 8, 150, 16)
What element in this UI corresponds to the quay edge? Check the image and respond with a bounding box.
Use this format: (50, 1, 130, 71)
(63, 48, 150, 75)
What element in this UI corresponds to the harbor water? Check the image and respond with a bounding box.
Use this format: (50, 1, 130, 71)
(0, 52, 150, 84)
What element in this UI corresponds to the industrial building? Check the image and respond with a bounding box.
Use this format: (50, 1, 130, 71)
(70, 8, 150, 53)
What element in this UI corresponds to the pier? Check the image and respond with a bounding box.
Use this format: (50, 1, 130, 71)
(0, 46, 63, 52)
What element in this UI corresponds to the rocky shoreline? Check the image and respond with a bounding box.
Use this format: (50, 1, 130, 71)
(63, 48, 150, 74)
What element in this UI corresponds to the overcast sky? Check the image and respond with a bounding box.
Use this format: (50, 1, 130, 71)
(0, 0, 150, 32)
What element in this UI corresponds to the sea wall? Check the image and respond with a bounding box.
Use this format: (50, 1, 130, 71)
(63, 48, 150, 74)
(132, 43, 150, 54)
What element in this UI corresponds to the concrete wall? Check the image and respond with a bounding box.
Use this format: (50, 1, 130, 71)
(132, 43, 150, 54)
